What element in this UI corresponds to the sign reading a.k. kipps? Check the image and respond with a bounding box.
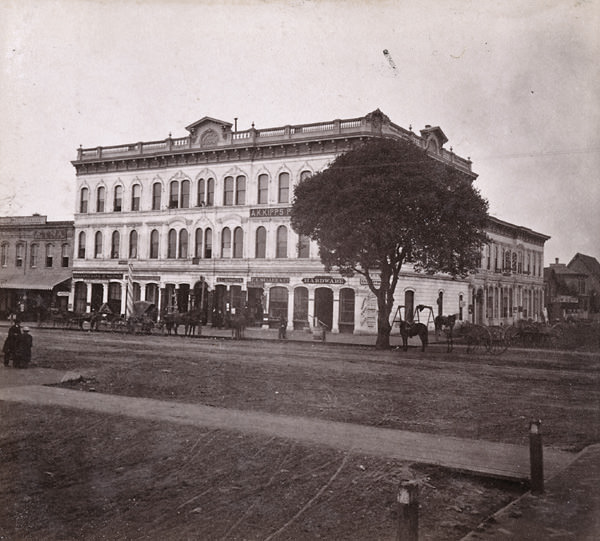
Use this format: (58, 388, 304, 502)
(249, 207, 292, 218)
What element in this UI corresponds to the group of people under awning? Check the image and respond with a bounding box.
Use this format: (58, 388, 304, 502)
(3, 317, 33, 369)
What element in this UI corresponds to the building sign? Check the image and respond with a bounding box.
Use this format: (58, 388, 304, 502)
(249, 277, 290, 284)
(360, 274, 381, 287)
(216, 277, 244, 283)
(249, 207, 292, 218)
(33, 229, 70, 240)
(132, 275, 161, 281)
(555, 295, 578, 303)
(302, 276, 346, 284)
(73, 273, 123, 280)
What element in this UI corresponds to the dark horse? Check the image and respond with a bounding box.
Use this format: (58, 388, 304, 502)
(399, 321, 428, 352)
(434, 314, 457, 352)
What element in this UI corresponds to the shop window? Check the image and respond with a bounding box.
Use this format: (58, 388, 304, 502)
(145, 283, 158, 304)
(97, 186, 105, 212)
(78, 232, 86, 259)
(113, 186, 122, 212)
(131, 184, 141, 211)
(111, 231, 120, 259)
(269, 286, 288, 319)
(278, 172, 289, 203)
(167, 229, 177, 258)
(152, 182, 161, 210)
(257, 174, 268, 204)
(108, 282, 122, 315)
(129, 230, 138, 258)
(94, 231, 103, 258)
(235, 176, 246, 205)
(150, 230, 159, 259)
(276, 225, 287, 258)
(178, 229, 188, 259)
(80, 187, 89, 213)
(255, 227, 266, 258)
(339, 288, 355, 332)
(233, 227, 243, 258)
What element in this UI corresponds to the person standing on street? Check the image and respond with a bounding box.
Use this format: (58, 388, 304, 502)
(3, 318, 21, 367)
(14, 326, 33, 369)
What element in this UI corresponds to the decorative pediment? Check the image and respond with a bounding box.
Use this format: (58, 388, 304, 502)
(420, 125, 449, 154)
(185, 117, 233, 148)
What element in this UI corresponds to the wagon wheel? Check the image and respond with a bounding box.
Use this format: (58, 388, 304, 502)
(549, 323, 566, 349)
(503, 325, 520, 348)
(489, 335, 508, 355)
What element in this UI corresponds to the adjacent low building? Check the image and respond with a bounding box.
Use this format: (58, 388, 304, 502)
(68, 109, 549, 332)
(0, 215, 74, 319)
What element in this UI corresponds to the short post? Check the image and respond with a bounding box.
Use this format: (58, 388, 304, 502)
(397, 480, 419, 541)
(529, 419, 544, 494)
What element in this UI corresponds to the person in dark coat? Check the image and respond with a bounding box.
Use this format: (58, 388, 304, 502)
(14, 327, 32, 369)
(3, 319, 21, 367)
(278, 315, 287, 339)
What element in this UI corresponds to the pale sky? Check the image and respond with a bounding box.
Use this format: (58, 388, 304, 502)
(1, 0, 599, 265)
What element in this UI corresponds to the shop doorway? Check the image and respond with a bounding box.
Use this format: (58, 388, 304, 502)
(338, 288, 355, 333)
(315, 287, 333, 330)
(91, 284, 103, 312)
(247, 287, 265, 326)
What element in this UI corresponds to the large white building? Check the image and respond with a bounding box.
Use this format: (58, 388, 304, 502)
(69, 109, 547, 333)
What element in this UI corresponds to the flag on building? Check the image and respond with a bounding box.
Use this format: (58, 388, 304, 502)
(126, 262, 134, 317)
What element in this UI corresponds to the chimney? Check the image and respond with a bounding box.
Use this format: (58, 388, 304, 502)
(555, 258, 559, 264)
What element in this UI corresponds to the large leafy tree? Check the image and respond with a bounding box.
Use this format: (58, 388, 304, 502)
(291, 137, 489, 349)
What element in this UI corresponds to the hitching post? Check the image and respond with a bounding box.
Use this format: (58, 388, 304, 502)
(397, 480, 419, 541)
(529, 419, 544, 494)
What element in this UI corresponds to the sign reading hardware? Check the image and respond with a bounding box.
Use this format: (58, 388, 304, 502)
(302, 276, 346, 284)
(249, 207, 292, 218)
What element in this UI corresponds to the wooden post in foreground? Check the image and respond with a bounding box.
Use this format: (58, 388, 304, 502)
(397, 480, 419, 541)
(529, 419, 544, 494)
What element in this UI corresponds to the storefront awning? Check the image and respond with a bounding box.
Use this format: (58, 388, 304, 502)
(0, 270, 72, 291)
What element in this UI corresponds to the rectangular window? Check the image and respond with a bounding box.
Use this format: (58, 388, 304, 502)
(278, 173, 289, 203)
(16, 244, 24, 267)
(235, 176, 246, 205)
(207, 179, 214, 206)
(1, 244, 7, 266)
(131, 185, 140, 211)
(62, 244, 69, 267)
(114, 187, 122, 212)
(152, 184, 161, 210)
(30, 244, 38, 267)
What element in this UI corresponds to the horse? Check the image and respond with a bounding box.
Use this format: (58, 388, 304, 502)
(182, 310, 203, 337)
(434, 314, 457, 352)
(399, 321, 428, 352)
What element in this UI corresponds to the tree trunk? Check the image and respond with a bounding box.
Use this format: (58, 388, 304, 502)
(375, 290, 393, 349)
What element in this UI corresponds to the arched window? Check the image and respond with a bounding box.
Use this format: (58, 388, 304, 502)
(233, 227, 243, 258)
(94, 231, 103, 258)
(297, 234, 310, 258)
(197, 178, 206, 206)
(129, 230, 138, 258)
(167, 229, 177, 258)
(150, 230, 159, 259)
(152, 182, 161, 210)
(235, 176, 246, 205)
(300, 170, 312, 182)
(257, 174, 268, 204)
(96, 186, 105, 212)
(30, 243, 38, 267)
(405, 290, 415, 323)
(206, 178, 215, 206)
(204, 228, 212, 258)
(224, 177, 234, 206)
(131, 184, 141, 211)
(80, 187, 89, 213)
(15, 243, 24, 267)
(221, 227, 232, 257)
(278, 172, 289, 203)
(194, 228, 203, 258)
(111, 231, 120, 259)
(169, 181, 179, 209)
(78, 232, 86, 259)
(255, 227, 266, 258)
(181, 180, 190, 208)
(113, 186, 122, 212)
(178, 229, 188, 259)
(61, 243, 70, 267)
(45, 243, 54, 267)
(276, 225, 287, 258)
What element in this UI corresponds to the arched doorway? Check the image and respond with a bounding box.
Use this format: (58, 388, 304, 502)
(91, 284, 103, 312)
(74, 282, 87, 313)
(192, 280, 209, 323)
(293, 287, 309, 330)
(315, 287, 333, 330)
(107, 282, 122, 315)
(404, 290, 415, 322)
